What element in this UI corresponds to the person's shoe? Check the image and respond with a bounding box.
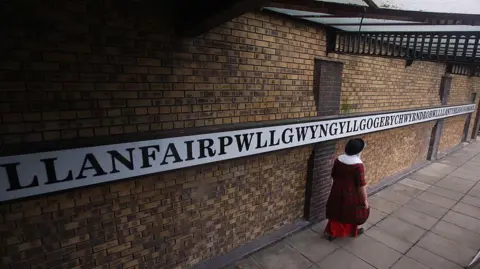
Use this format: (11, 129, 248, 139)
(324, 232, 335, 241)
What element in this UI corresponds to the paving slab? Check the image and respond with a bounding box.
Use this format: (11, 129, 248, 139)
(285, 228, 338, 263)
(416, 192, 457, 209)
(366, 208, 388, 225)
(376, 216, 427, 243)
(450, 152, 477, 159)
(452, 202, 480, 219)
(316, 248, 375, 269)
(391, 256, 430, 269)
(342, 235, 402, 269)
(364, 226, 413, 254)
(431, 220, 480, 250)
(435, 176, 477, 193)
(442, 210, 480, 232)
(392, 206, 439, 230)
(461, 195, 480, 208)
(470, 155, 480, 163)
(404, 198, 450, 218)
(417, 232, 476, 266)
(252, 242, 312, 269)
(223, 257, 263, 269)
(458, 162, 480, 173)
(425, 185, 464, 201)
(374, 188, 413, 205)
(399, 178, 432, 191)
(408, 173, 444, 185)
(438, 156, 470, 167)
(227, 142, 480, 269)
(386, 183, 424, 197)
(450, 169, 480, 182)
(368, 196, 402, 214)
(416, 163, 457, 177)
(310, 220, 327, 235)
(361, 222, 373, 231)
(468, 182, 480, 198)
(406, 246, 464, 269)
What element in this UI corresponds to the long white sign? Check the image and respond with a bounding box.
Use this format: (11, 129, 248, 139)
(0, 104, 475, 202)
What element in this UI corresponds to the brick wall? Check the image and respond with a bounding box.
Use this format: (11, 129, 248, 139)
(469, 77, 480, 139)
(305, 59, 342, 222)
(438, 74, 472, 153)
(327, 54, 444, 185)
(0, 2, 322, 145)
(328, 54, 444, 113)
(0, 2, 323, 268)
(439, 115, 467, 153)
(0, 146, 311, 269)
(2, 1, 479, 268)
(335, 122, 434, 185)
(449, 74, 471, 105)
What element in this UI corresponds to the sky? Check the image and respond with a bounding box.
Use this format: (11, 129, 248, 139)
(374, 0, 480, 14)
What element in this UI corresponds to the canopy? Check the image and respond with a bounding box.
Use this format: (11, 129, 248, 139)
(264, 0, 480, 73)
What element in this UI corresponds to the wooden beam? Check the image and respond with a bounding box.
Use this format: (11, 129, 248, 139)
(176, 0, 268, 37)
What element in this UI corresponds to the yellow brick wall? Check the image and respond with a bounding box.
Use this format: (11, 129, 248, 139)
(0, 4, 321, 269)
(450, 74, 471, 105)
(439, 115, 467, 153)
(335, 122, 434, 185)
(328, 54, 444, 113)
(439, 74, 472, 153)
(0, 10, 323, 144)
(0, 146, 311, 269)
(1, 3, 478, 269)
(468, 77, 480, 139)
(329, 54, 444, 186)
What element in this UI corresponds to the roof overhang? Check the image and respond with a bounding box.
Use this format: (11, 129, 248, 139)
(264, 0, 480, 74)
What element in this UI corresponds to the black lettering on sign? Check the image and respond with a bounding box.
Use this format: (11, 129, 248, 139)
(346, 120, 354, 133)
(108, 148, 135, 173)
(1, 163, 39, 191)
(0, 104, 474, 203)
(269, 130, 280, 147)
(367, 118, 373, 129)
(41, 158, 74, 184)
(256, 132, 268, 149)
(219, 136, 233, 155)
(198, 139, 216, 159)
(282, 128, 294, 144)
(76, 153, 108, 179)
(296, 127, 308, 142)
(359, 119, 367, 131)
(329, 123, 338, 136)
(308, 125, 318, 139)
(184, 140, 195, 161)
(339, 121, 347, 134)
(319, 124, 328, 138)
(235, 133, 254, 152)
(161, 143, 183, 165)
(139, 145, 160, 168)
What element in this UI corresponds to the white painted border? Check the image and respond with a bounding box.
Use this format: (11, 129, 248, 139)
(0, 104, 474, 202)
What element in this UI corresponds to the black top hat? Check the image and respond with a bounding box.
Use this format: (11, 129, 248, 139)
(345, 138, 365, 156)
